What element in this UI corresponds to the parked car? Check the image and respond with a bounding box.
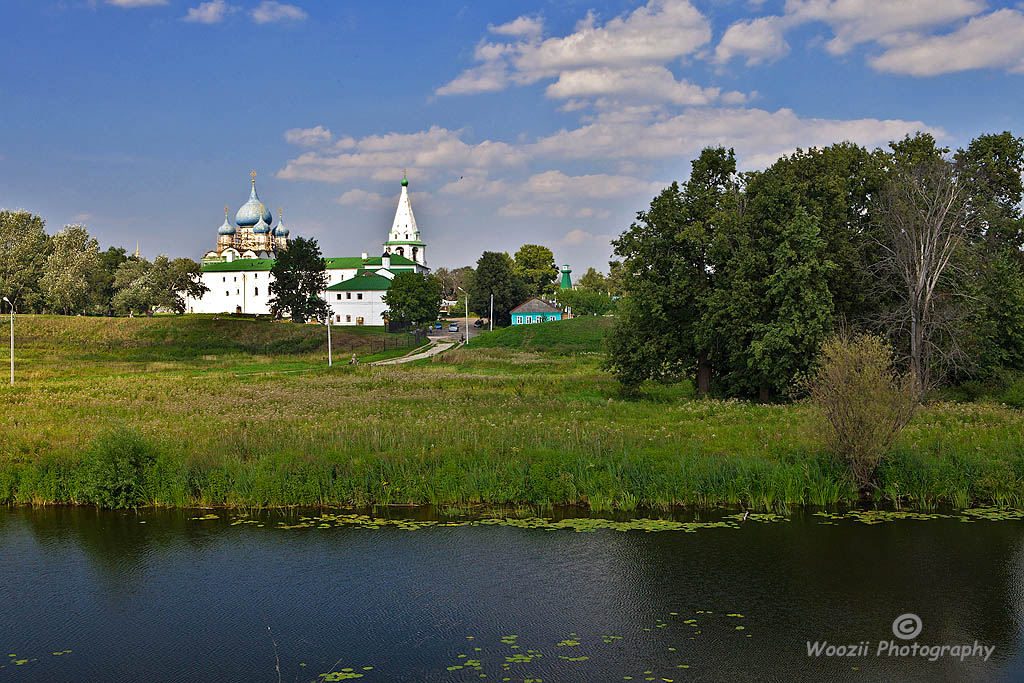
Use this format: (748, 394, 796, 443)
(435, 322, 443, 330)
(448, 322, 459, 332)
(473, 319, 484, 328)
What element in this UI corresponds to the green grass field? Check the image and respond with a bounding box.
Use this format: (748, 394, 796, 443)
(1, 315, 1022, 511)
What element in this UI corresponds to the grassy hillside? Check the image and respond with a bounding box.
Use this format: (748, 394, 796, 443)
(7, 315, 415, 380)
(13, 314, 395, 356)
(471, 316, 612, 353)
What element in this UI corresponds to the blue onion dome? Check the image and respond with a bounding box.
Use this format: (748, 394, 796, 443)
(253, 213, 271, 235)
(218, 207, 235, 235)
(272, 208, 289, 237)
(235, 173, 274, 227)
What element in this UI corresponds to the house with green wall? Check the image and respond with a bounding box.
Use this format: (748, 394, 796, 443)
(510, 297, 564, 325)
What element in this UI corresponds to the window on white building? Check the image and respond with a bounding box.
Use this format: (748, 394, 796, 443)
(346, 293, 352, 300)
(236, 289, 239, 295)
(225, 291, 229, 297)
(335, 315, 340, 323)
(346, 315, 351, 322)
(357, 293, 363, 300)
(222, 277, 226, 282)
(254, 287, 258, 296)
(336, 294, 341, 300)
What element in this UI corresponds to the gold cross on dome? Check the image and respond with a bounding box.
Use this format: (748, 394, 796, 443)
(251, 170, 256, 183)
(224, 205, 229, 217)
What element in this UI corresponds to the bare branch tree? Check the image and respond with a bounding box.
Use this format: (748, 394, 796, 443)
(873, 157, 976, 391)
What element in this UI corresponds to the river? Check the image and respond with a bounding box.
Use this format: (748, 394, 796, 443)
(1, 506, 1022, 682)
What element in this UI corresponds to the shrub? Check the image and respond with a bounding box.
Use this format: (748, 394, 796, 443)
(806, 333, 918, 490)
(1001, 376, 1024, 410)
(82, 428, 157, 508)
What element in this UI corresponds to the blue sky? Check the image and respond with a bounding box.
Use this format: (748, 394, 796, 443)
(2, 0, 1023, 273)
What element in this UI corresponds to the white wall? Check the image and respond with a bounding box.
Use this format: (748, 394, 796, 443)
(327, 289, 387, 326)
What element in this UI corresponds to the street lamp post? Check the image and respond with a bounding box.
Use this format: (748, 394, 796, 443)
(489, 294, 493, 332)
(2, 297, 12, 385)
(457, 287, 469, 345)
(327, 315, 333, 367)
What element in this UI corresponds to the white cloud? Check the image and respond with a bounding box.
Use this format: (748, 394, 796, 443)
(278, 126, 526, 183)
(489, 16, 543, 40)
(284, 125, 333, 147)
(786, 0, 986, 55)
(559, 228, 614, 246)
(870, 9, 1024, 76)
(522, 170, 663, 200)
(545, 66, 728, 106)
(529, 106, 941, 169)
(437, 0, 715, 105)
(714, 16, 790, 65)
(435, 62, 509, 96)
(514, 1, 710, 78)
(183, 0, 236, 24)
(336, 189, 386, 206)
(106, 0, 167, 6)
(439, 171, 510, 196)
(73, 213, 93, 222)
(250, 1, 307, 24)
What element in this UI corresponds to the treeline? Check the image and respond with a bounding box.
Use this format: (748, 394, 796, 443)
(0, 211, 206, 315)
(434, 244, 621, 325)
(608, 132, 1024, 399)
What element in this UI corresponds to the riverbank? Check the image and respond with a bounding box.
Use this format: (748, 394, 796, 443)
(1, 316, 1022, 510)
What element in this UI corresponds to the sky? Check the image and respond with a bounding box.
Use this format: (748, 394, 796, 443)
(2, 0, 1024, 274)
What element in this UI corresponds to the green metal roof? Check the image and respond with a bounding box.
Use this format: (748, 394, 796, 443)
(325, 254, 416, 269)
(326, 274, 393, 291)
(383, 240, 426, 247)
(203, 254, 418, 273)
(201, 258, 275, 272)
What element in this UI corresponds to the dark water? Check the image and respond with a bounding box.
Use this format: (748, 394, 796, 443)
(1, 507, 1023, 682)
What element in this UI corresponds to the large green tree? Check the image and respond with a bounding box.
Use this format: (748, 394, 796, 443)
(513, 244, 558, 298)
(40, 225, 100, 314)
(469, 251, 528, 326)
(0, 210, 49, 312)
(607, 147, 739, 394)
(269, 237, 329, 323)
(382, 272, 442, 326)
(110, 255, 206, 315)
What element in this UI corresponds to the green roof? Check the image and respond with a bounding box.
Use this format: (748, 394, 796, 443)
(325, 254, 416, 269)
(383, 240, 426, 247)
(203, 254, 417, 273)
(201, 258, 275, 272)
(326, 274, 393, 291)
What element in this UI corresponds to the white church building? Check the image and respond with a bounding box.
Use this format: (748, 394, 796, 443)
(185, 173, 429, 325)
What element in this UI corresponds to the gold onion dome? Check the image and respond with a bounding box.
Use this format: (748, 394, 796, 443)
(235, 171, 273, 227)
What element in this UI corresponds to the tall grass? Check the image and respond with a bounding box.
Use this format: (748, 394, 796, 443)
(1, 318, 1022, 511)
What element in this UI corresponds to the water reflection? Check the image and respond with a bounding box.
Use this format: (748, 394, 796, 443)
(1, 506, 1022, 682)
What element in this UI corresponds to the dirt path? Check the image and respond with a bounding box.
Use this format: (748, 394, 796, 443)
(370, 341, 456, 365)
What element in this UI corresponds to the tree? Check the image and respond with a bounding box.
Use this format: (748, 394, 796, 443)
(269, 236, 329, 323)
(513, 244, 557, 298)
(40, 224, 100, 314)
(576, 267, 608, 293)
(557, 287, 614, 316)
(607, 147, 739, 395)
(874, 137, 975, 391)
(112, 258, 157, 315)
(0, 210, 49, 312)
(433, 266, 474, 300)
(383, 272, 442, 326)
(91, 246, 129, 314)
(469, 251, 529, 326)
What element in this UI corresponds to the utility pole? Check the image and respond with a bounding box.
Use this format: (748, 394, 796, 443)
(3, 297, 12, 385)
(457, 286, 469, 345)
(490, 293, 493, 332)
(327, 316, 333, 367)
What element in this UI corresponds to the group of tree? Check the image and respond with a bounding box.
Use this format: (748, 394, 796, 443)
(0, 211, 206, 316)
(607, 131, 1024, 399)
